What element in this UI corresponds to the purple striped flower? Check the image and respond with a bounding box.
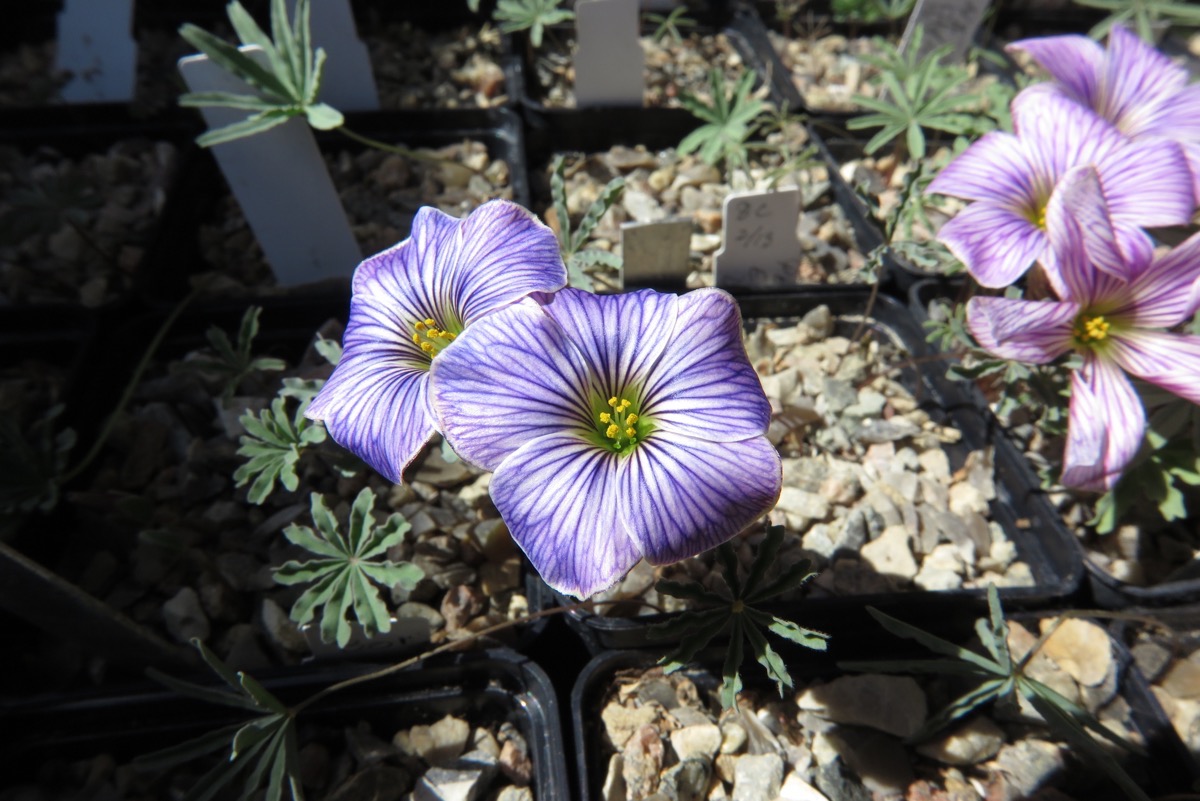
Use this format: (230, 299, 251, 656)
(967, 166, 1200, 491)
(428, 287, 782, 599)
(927, 87, 1192, 288)
(306, 201, 567, 483)
(1008, 25, 1200, 203)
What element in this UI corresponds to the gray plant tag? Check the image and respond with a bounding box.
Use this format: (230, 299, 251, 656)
(575, 0, 644, 107)
(621, 218, 693, 287)
(287, 0, 379, 111)
(714, 188, 802, 289)
(179, 46, 362, 287)
(55, 0, 137, 102)
(901, 0, 990, 63)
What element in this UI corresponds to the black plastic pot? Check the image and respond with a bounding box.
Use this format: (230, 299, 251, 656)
(573, 616, 1196, 801)
(138, 107, 530, 309)
(550, 288, 1082, 652)
(0, 647, 570, 801)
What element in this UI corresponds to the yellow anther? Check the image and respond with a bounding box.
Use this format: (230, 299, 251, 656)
(609, 396, 619, 407)
(426, 329, 439, 339)
(625, 414, 638, 425)
(420, 342, 435, 354)
(606, 424, 621, 439)
(1076, 314, 1111, 343)
(414, 321, 427, 332)
(625, 427, 636, 437)
(412, 332, 421, 344)
(424, 318, 436, 326)
(447, 333, 456, 340)
(599, 412, 612, 423)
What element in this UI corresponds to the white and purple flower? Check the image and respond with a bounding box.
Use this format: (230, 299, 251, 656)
(305, 200, 567, 483)
(967, 166, 1200, 492)
(927, 88, 1192, 288)
(1008, 25, 1200, 203)
(428, 287, 782, 599)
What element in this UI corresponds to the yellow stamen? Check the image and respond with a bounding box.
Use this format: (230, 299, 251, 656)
(424, 318, 436, 326)
(412, 332, 421, 344)
(625, 427, 636, 437)
(606, 424, 621, 438)
(414, 321, 427, 332)
(412, 316, 458, 358)
(1076, 314, 1111, 343)
(609, 396, 619, 407)
(599, 412, 612, 423)
(625, 413, 638, 425)
(420, 342, 435, 354)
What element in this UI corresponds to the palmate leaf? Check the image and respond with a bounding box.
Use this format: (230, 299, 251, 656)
(137, 640, 304, 801)
(186, 306, 286, 401)
(494, 0, 574, 48)
(1076, 0, 1200, 41)
(274, 489, 422, 649)
(678, 70, 767, 171)
(178, 0, 342, 146)
(233, 396, 326, 505)
(653, 522, 828, 707)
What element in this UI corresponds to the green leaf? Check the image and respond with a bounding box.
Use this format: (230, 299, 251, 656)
(134, 723, 244, 772)
(764, 616, 828, 651)
(676, 69, 766, 171)
(905, 677, 1009, 743)
(234, 398, 325, 506)
(657, 609, 731, 673)
(655, 578, 728, 607)
(304, 103, 344, 130)
(720, 617, 746, 709)
(196, 110, 293, 148)
(864, 606, 1008, 676)
(571, 176, 625, 253)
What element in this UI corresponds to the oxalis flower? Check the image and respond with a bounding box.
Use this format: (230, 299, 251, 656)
(967, 165, 1200, 492)
(306, 200, 567, 483)
(428, 287, 783, 599)
(1008, 25, 1200, 203)
(927, 87, 1192, 288)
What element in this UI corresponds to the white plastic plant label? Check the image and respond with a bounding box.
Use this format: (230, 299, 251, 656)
(178, 46, 362, 287)
(621, 218, 693, 287)
(714, 188, 803, 289)
(287, 0, 379, 111)
(55, 0, 137, 102)
(575, 0, 644, 107)
(901, 0, 990, 63)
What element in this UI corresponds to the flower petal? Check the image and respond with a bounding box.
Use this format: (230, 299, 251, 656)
(306, 354, 434, 484)
(453, 200, 568, 324)
(429, 299, 594, 471)
(619, 432, 782, 566)
(536, 287, 678, 398)
(1102, 25, 1190, 136)
(1096, 137, 1193, 231)
(1119, 230, 1200, 328)
(1007, 34, 1103, 106)
(1043, 165, 1132, 303)
(1061, 355, 1144, 492)
(490, 432, 640, 599)
(1108, 330, 1200, 406)
(639, 288, 770, 442)
(966, 296, 1076, 364)
(926, 131, 1038, 204)
(936, 202, 1047, 288)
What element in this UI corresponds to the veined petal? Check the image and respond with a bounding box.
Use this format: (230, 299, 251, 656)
(966, 296, 1076, 364)
(1061, 355, 1144, 492)
(926, 131, 1038, 204)
(351, 206, 464, 327)
(1007, 35, 1103, 107)
(1108, 330, 1200, 405)
(535, 288, 677, 399)
(490, 432, 639, 599)
(1119, 230, 1200, 327)
(1102, 25, 1190, 136)
(619, 432, 782, 566)
(1043, 166, 1131, 304)
(936, 202, 1047, 288)
(640, 288, 770, 442)
(1098, 136, 1193, 230)
(429, 299, 594, 471)
(306, 354, 434, 484)
(1012, 88, 1124, 186)
(453, 200, 567, 324)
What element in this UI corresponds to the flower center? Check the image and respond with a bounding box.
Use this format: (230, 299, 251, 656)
(1074, 313, 1111, 344)
(412, 318, 457, 359)
(597, 396, 651, 454)
(1026, 201, 1048, 230)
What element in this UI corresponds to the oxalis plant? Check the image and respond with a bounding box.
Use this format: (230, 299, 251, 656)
(922, 24, 1200, 530)
(841, 587, 1152, 801)
(548, 154, 625, 291)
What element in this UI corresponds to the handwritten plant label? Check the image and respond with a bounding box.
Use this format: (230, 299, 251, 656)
(621, 218, 693, 288)
(714, 188, 802, 289)
(55, 0, 137, 102)
(287, 0, 379, 111)
(575, 0, 644, 107)
(901, 0, 990, 64)
(179, 47, 362, 287)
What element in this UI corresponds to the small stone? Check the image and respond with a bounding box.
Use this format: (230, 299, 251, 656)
(733, 753, 783, 801)
(441, 584, 485, 630)
(499, 737, 532, 786)
(261, 599, 308, 653)
(797, 674, 927, 738)
(719, 722, 747, 754)
(860, 525, 919, 582)
(394, 715, 471, 767)
(915, 716, 1004, 765)
(602, 754, 627, 801)
(624, 190, 666, 223)
(670, 723, 722, 762)
(622, 724, 664, 799)
(1161, 657, 1200, 700)
(987, 739, 1064, 799)
(602, 702, 658, 748)
(1039, 618, 1113, 687)
(162, 587, 210, 644)
(778, 773, 830, 801)
(800, 305, 834, 340)
(775, 487, 830, 525)
(660, 758, 711, 801)
(495, 788, 533, 801)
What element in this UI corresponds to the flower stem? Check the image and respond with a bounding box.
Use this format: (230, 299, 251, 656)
(59, 289, 197, 484)
(336, 127, 482, 173)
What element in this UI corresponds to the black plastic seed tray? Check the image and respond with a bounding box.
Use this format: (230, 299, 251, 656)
(548, 288, 1082, 653)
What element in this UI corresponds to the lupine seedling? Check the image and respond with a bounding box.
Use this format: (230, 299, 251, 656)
(840, 586, 1151, 801)
(137, 639, 303, 801)
(1073, 0, 1200, 41)
(494, 0, 574, 48)
(549, 155, 625, 291)
(186, 306, 286, 402)
(651, 523, 829, 708)
(678, 69, 769, 174)
(646, 7, 697, 44)
(274, 488, 423, 648)
(233, 397, 326, 505)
